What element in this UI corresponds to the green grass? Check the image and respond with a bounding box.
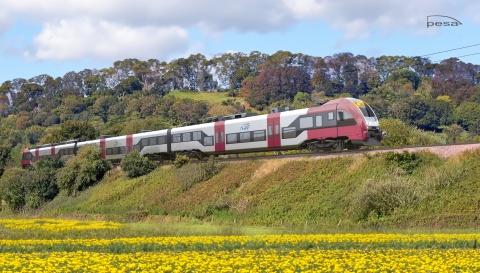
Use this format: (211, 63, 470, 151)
(30, 148, 480, 231)
(169, 90, 231, 105)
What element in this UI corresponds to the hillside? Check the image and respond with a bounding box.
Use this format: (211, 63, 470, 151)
(37, 148, 480, 229)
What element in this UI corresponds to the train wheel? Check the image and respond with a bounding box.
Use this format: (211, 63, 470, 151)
(333, 140, 345, 151)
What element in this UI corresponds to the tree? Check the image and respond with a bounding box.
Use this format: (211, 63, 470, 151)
(59, 120, 97, 142)
(113, 76, 143, 97)
(455, 101, 480, 133)
(120, 150, 156, 178)
(0, 167, 27, 212)
(23, 158, 63, 209)
(56, 145, 110, 196)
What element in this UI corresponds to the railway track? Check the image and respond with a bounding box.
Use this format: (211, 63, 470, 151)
(217, 142, 480, 163)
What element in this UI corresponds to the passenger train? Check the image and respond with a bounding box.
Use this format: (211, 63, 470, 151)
(21, 98, 386, 167)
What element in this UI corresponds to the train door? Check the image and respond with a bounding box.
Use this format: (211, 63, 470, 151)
(100, 139, 106, 159)
(267, 112, 281, 148)
(126, 135, 133, 153)
(214, 121, 225, 153)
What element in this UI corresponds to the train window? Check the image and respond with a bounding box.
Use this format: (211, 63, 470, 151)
(239, 132, 250, 143)
(337, 111, 353, 121)
(253, 130, 266, 141)
(59, 149, 65, 156)
(183, 133, 191, 142)
(226, 133, 238, 144)
(300, 117, 313, 129)
(119, 147, 126, 154)
(150, 137, 157, 145)
(204, 136, 213, 146)
(192, 131, 202, 141)
(268, 126, 272, 137)
(158, 136, 166, 145)
(141, 138, 148, 146)
(220, 132, 224, 143)
(316, 115, 323, 127)
(282, 127, 296, 139)
(328, 112, 334, 120)
(275, 125, 279, 136)
(112, 147, 119, 154)
(215, 132, 219, 143)
(106, 148, 113, 155)
(172, 134, 181, 143)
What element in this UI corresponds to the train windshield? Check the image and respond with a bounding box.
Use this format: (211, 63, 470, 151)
(354, 101, 376, 118)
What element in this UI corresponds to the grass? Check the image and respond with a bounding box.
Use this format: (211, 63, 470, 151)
(26, 148, 480, 231)
(169, 90, 231, 105)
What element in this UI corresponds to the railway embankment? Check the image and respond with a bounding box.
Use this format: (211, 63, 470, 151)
(38, 145, 480, 229)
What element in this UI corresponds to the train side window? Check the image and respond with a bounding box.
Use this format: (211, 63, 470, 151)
(328, 112, 334, 120)
(172, 134, 181, 143)
(141, 138, 148, 146)
(226, 133, 238, 144)
(150, 137, 157, 145)
(300, 117, 313, 129)
(183, 133, 191, 142)
(112, 147, 119, 154)
(316, 115, 323, 127)
(106, 148, 113, 155)
(239, 132, 250, 143)
(253, 130, 266, 141)
(275, 124, 279, 136)
(268, 126, 273, 137)
(192, 131, 202, 141)
(204, 136, 213, 146)
(337, 111, 353, 121)
(282, 127, 296, 139)
(119, 147, 126, 154)
(158, 136, 166, 145)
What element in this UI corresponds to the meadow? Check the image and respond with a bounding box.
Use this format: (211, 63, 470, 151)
(1, 218, 480, 272)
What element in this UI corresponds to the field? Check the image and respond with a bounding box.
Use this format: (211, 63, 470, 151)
(1, 219, 480, 272)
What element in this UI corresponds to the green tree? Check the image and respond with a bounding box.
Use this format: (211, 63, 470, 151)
(120, 150, 157, 178)
(59, 120, 97, 142)
(455, 101, 480, 133)
(56, 145, 110, 196)
(0, 167, 27, 212)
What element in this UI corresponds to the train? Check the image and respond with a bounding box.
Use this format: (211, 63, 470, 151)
(21, 97, 386, 167)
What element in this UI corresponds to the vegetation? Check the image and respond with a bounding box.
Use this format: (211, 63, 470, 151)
(55, 145, 111, 196)
(120, 150, 157, 178)
(0, 50, 479, 228)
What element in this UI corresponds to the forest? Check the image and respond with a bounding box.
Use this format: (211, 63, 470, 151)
(0, 50, 480, 175)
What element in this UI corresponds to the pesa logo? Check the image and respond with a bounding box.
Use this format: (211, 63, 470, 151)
(240, 123, 250, 131)
(427, 15, 462, 28)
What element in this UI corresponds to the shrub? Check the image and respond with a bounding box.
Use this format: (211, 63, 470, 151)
(120, 151, 157, 178)
(0, 167, 27, 212)
(173, 154, 190, 168)
(384, 151, 422, 175)
(176, 156, 224, 191)
(56, 145, 111, 196)
(23, 158, 64, 209)
(352, 178, 419, 221)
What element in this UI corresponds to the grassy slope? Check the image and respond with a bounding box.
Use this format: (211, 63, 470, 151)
(40, 149, 480, 229)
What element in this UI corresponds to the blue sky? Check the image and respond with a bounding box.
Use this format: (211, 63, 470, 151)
(0, 0, 479, 84)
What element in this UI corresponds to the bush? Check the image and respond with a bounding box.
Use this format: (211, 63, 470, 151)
(0, 167, 27, 212)
(384, 151, 422, 175)
(120, 151, 157, 178)
(173, 154, 190, 168)
(56, 145, 110, 196)
(176, 156, 224, 191)
(352, 178, 419, 221)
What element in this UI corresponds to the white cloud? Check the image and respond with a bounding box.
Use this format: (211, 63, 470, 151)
(283, 0, 476, 40)
(24, 18, 189, 61)
(2, 0, 480, 62)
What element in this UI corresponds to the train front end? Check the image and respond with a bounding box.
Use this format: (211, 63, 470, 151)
(347, 98, 386, 146)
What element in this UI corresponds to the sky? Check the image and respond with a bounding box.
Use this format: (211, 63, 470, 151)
(0, 0, 479, 84)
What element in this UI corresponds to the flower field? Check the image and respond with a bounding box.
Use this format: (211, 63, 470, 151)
(1, 219, 480, 272)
